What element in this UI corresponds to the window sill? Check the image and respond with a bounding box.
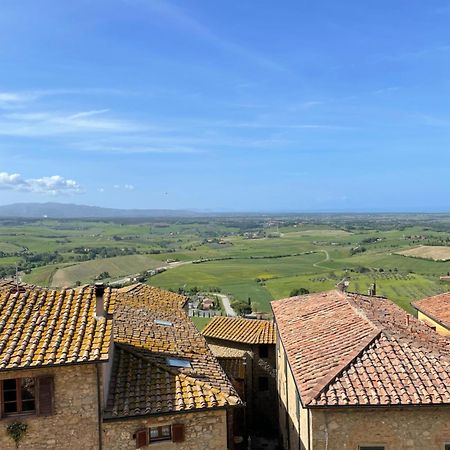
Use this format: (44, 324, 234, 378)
(3, 411, 36, 419)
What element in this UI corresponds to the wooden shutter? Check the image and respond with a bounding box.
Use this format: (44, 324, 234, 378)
(135, 429, 148, 448)
(172, 423, 185, 443)
(36, 376, 55, 416)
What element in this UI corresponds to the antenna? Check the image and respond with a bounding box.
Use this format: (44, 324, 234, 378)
(15, 264, 19, 292)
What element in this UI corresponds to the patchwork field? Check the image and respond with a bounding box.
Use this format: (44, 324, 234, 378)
(3, 215, 450, 316)
(396, 245, 450, 261)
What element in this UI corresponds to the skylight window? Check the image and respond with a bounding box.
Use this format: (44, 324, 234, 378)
(154, 319, 173, 327)
(166, 358, 192, 368)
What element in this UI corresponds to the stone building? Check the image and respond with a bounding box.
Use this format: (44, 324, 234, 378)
(272, 290, 450, 450)
(202, 316, 277, 437)
(0, 281, 241, 450)
(412, 292, 450, 336)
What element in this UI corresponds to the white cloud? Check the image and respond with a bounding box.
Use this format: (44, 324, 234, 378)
(113, 184, 135, 190)
(0, 172, 81, 195)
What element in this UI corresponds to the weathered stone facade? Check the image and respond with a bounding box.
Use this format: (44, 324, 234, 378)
(0, 364, 100, 450)
(312, 407, 450, 450)
(103, 409, 228, 450)
(0, 364, 230, 450)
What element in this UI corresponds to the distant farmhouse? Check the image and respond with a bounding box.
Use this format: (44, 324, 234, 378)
(272, 290, 450, 450)
(0, 281, 241, 450)
(412, 292, 450, 336)
(202, 316, 277, 436)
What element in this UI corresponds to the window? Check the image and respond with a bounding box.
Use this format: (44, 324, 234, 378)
(1, 376, 54, 418)
(258, 376, 269, 391)
(445, 445, 450, 450)
(295, 392, 301, 420)
(2, 378, 35, 415)
(149, 425, 171, 443)
(134, 424, 185, 448)
(166, 358, 192, 368)
(154, 319, 173, 327)
(259, 345, 269, 358)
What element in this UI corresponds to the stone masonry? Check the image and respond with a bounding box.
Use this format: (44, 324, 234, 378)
(103, 409, 228, 450)
(0, 364, 100, 450)
(312, 407, 450, 450)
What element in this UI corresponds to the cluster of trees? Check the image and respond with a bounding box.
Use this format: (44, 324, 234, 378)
(231, 297, 252, 315)
(95, 271, 111, 280)
(0, 251, 64, 278)
(0, 265, 16, 279)
(350, 246, 367, 255)
(173, 286, 222, 295)
(289, 287, 310, 297)
(71, 246, 137, 260)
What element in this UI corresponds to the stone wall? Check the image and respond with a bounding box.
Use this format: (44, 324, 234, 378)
(103, 409, 228, 450)
(312, 407, 450, 450)
(277, 336, 308, 450)
(0, 364, 100, 450)
(205, 337, 277, 433)
(249, 342, 277, 432)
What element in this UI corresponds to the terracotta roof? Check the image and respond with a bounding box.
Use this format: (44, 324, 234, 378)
(412, 292, 450, 330)
(272, 290, 450, 407)
(105, 284, 241, 418)
(202, 316, 276, 345)
(117, 283, 187, 309)
(106, 345, 239, 418)
(0, 284, 114, 371)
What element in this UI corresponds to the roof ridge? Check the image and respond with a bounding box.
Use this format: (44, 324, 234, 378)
(305, 330, 382, 405)
(412, 290, 450, 304)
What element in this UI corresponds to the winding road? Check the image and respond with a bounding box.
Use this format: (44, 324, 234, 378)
(213, 293, 236, 316)
(313, 249, 331, 269)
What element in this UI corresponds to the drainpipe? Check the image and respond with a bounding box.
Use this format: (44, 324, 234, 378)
(307, 409, 311, 450)
(96, 363, 103, 450)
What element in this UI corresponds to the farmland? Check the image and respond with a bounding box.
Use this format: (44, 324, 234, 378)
(1, 214, 450, 316)
(396, 245, 450, 261)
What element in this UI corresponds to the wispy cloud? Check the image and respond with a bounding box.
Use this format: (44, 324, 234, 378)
(415, 113, 450, 127)
(373, 45, 450, 63)
(0, 88, 135, 110)
(126, 0, 287, 72)
(0, 109, 139, 136)
(287, 101, 323, 112)
(0, 172, 81, 195)
(372, 87, 400, 95)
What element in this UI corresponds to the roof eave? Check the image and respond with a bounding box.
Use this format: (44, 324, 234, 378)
(103, 403, 243, 422)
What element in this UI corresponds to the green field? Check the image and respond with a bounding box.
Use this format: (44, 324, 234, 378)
(49, 254, 166, 287)
(191, 316, 211, 331)
(3, 215, 450, 315)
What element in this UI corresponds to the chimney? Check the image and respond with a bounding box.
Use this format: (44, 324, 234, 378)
(368, 282, 377, 296)
(336, 277, 349, 293)
(95, 282, 106, 319)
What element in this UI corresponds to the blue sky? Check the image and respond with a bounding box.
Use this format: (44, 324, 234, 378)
(1, 0, 450, 212)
